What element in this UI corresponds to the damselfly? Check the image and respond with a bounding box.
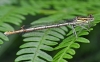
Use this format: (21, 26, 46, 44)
(4, 15, 94, 36)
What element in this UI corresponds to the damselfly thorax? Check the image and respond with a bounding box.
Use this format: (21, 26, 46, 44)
(75, 14, 94, 23)
(4, 15, 94, 36)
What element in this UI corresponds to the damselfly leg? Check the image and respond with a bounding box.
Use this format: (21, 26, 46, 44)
(76, 24, 90, 31)
(71, 25, 77, 38)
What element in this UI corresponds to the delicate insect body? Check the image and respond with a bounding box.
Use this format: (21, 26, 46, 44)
(4, 15, 94, 35)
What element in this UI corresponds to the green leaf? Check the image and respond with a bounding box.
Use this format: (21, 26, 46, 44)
(76, 37, 90, 43)
(63, 54, 73, 59)
(0, 39, 3, 44)
(23, 37, 41, 42)
(0, 32, 9, 41)
(71, 43, 80, 48)
(67, 49, 75, 55)
(0, 23, 14, 31)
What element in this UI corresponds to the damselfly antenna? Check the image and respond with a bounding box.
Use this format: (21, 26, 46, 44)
(4, 15, 94, 36)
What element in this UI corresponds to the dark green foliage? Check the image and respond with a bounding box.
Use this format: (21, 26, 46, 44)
(0, 0, 100, 62)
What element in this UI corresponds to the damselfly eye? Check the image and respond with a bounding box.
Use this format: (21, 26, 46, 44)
(88, 14, 93, 18)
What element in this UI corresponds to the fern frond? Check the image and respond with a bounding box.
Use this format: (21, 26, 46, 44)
(0, 6, 26, 46)
(53, 29, 90, 62)
(15, 24, 68, 62)
(15, 12, 69, 61)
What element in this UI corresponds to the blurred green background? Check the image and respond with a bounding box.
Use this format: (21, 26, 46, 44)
(0, 0, 100, 62)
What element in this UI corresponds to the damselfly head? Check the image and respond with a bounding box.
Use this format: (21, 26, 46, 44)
(88, 14, 94, 21)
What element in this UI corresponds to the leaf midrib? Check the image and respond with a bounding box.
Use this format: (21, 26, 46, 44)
(57, 37, 76, 62)
(32, 29, 50, 62)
